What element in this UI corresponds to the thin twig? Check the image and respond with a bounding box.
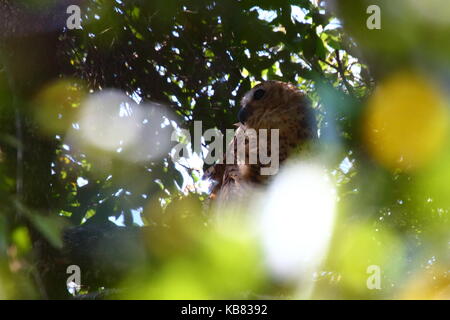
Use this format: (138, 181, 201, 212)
(334, 50, 355, 97)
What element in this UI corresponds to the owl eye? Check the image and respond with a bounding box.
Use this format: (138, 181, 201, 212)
(253, 88, 265, 100)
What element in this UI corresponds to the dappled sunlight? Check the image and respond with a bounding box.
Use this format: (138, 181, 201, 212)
(363, 71, 449, 171)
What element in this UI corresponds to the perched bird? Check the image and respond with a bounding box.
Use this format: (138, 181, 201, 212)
(206, 81, 317, 201)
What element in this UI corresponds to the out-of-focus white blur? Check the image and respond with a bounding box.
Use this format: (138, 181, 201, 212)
(69, 89, 174, 162)
(255, 161, 336, 296)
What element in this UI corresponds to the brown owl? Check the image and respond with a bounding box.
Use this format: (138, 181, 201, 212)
(205, 81, 317, 201)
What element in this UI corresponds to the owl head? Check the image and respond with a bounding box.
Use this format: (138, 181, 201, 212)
(238, 81, 310, 129)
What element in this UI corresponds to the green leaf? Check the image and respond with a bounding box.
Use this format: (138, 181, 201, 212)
(14, 200, 66, 249)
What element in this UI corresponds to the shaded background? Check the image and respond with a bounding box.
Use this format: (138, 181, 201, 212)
(0, 0, 449, 299)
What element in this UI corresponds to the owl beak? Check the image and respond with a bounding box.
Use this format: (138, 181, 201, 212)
(238, 105, 250, 124)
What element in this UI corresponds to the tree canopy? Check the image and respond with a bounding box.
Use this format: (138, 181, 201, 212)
(0, 0, 450, 299)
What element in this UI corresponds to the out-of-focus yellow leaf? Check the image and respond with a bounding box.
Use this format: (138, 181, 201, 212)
(33, 78, 86, 135)
(327, 222, 405, 297)
(11, 227, 31, 254)
(363, 71, 449, 171)
(398, 265, 450, 300)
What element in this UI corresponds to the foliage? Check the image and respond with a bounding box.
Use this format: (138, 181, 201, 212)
(0, 0, 449, 299)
